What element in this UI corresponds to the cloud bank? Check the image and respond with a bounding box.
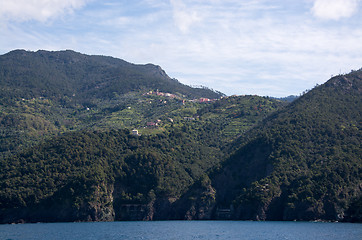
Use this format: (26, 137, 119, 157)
(1, 0, 362, 97)
(311, 0, 360, 20)
(0, 0, 88, 22)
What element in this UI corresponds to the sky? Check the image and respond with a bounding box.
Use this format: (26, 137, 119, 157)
(1, 0, 362, 97)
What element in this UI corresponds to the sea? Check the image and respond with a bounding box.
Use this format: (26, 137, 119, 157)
(0, 221, 361, 240)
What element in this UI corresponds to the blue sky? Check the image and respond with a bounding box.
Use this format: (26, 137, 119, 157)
(1, 0, 362, 97)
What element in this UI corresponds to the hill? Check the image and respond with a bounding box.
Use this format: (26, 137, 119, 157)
(0, 50, 222, 103)
(0, 95, 284, 223)
(1, 49, 360, 223)
(0, 50, 224, 159)
(174, 70, 362, 222)
(0, 49, 286, 223)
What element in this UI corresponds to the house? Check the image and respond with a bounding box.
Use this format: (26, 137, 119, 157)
(147, 122, 157, 128)
(199, 98, 211, 103)
(131, 129, 140, 136)
(184, 117, 195, 121)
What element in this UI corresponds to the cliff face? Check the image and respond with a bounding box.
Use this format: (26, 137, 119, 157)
(159, 175, 216, 220)
(0, 183, 115, 223)
(166, 140, 274, 221)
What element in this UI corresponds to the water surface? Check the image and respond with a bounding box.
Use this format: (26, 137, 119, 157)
(1, 221, 361, 240)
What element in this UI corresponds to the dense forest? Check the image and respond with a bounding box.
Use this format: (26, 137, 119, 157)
(0, 93, 283, 222)
(0, 50, 222, 102)
(0, 50, 361, 223)
(174, 70, 362, 222)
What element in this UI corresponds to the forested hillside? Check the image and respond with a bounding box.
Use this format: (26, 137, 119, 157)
(0, 50, 224, 160)
(0, 50, 286, 223)
(0, 50, 222, 102)
(0, 50, 360, 223)
(0, 95, 284, 223)
(176, 70, 362, 222)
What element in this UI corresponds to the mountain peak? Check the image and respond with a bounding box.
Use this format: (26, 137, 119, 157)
(326, 70, 362, 93)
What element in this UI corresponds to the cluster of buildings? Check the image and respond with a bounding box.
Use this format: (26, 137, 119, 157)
(144, 90, 217, 104)
(143, 90, 179, 99)
(130, 90, 220, 136)
(190, 97, 214, 103)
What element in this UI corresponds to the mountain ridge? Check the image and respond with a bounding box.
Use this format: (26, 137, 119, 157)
(0, 49, 223, 103)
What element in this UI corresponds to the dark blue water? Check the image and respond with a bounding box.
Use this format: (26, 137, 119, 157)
(0, 221, 361, 240)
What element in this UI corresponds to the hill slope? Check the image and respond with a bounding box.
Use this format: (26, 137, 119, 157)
(0, 50, 222, 103)
(174, 70, 362, 222)
(0, 49, 284, 223)
(0, 95, 284, 223)
(0, 50, 224, 159)
(1, 49, 360, 223)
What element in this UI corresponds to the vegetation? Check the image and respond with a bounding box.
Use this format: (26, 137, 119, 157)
(201, 70, 362, 221)
(0, 50, 284, 223)
(0, 50, 223, 160)
(0, 50, 222, 102)
(0, 50, 360, 223)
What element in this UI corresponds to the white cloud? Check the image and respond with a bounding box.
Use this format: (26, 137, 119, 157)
(0, 0, 88, 22)
(1, 0, 362, 97)
(92, 0, 362, 96)
(311, 0, 360, 20)
(170, 0, 202, 33)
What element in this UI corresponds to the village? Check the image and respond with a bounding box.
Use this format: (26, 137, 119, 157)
(143, 89, 217, 103)
(128, 90, 257, 137)
(127, 90, 219, 136)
